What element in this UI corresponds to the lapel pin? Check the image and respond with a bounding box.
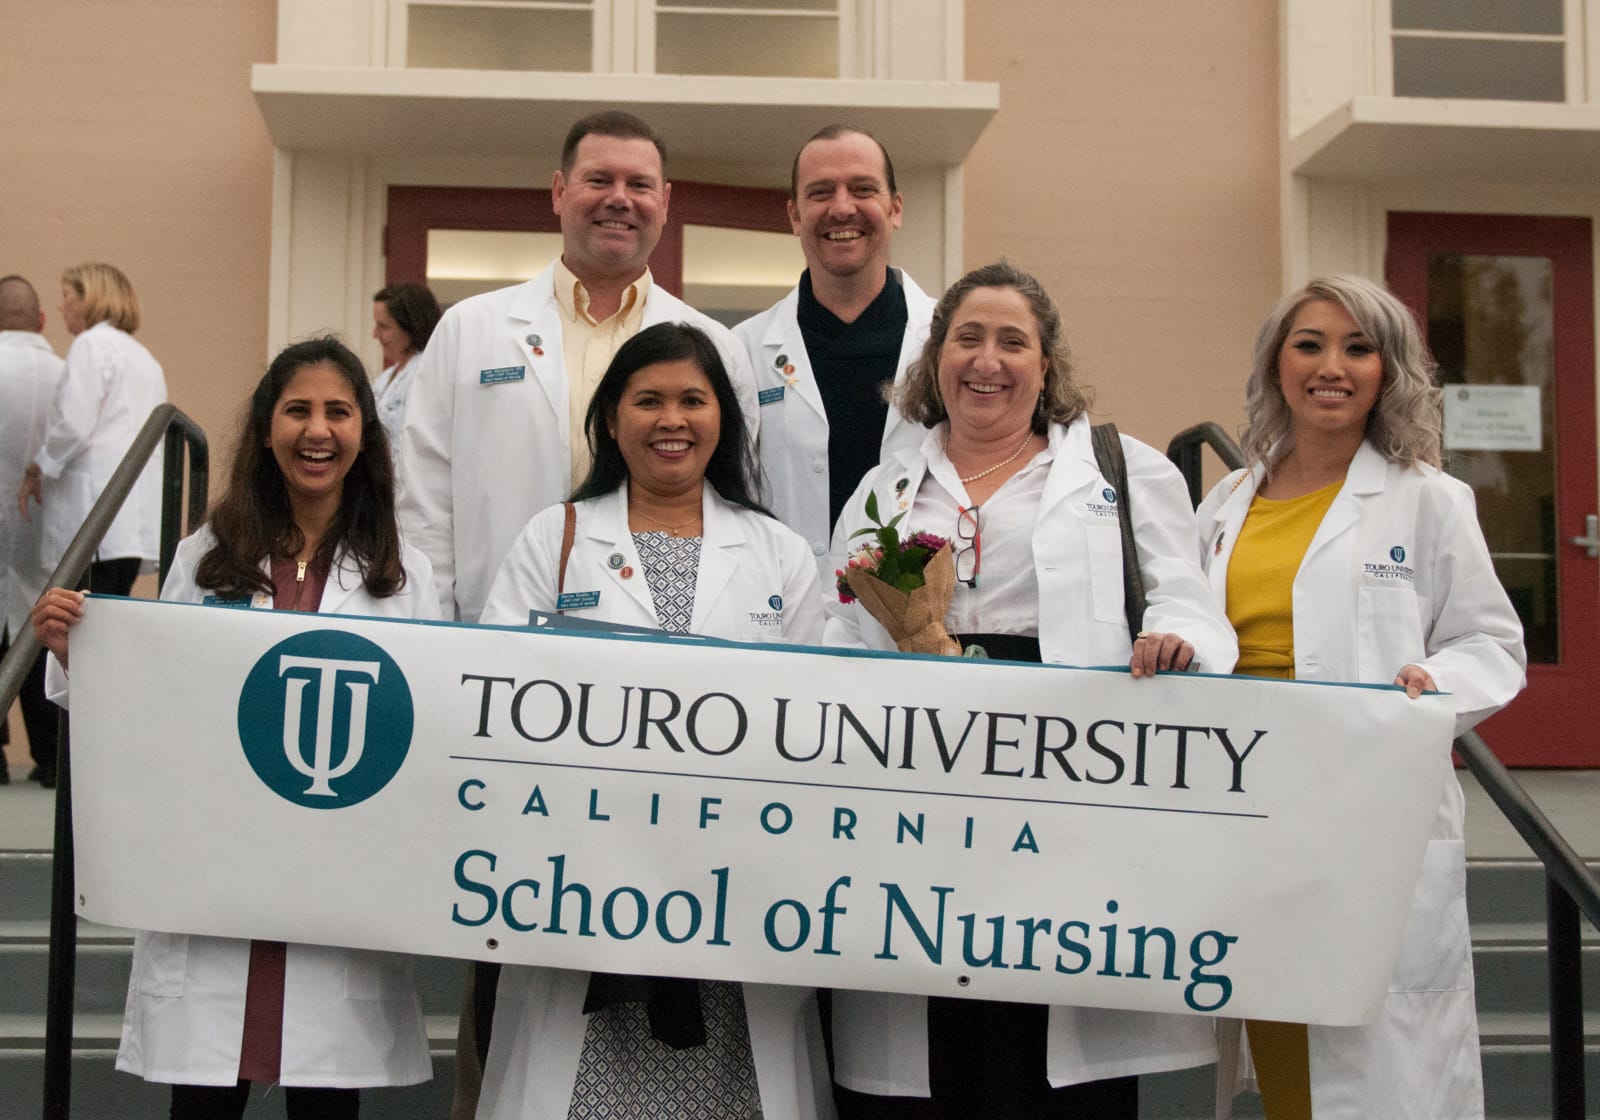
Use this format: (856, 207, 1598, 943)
(895, 477, 909, 493)
(620, 565, 634, 580)
(607, 552, 625, 569)
(774, 353, 788, 368)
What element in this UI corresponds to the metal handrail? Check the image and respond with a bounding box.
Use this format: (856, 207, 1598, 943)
(0, 405, 208, 715)
(1166, 421, 1245, 504)
(0, 404, 208, 1120)
(1454, 729, 1599, 1120)
(1166, 420, 1597, 1120)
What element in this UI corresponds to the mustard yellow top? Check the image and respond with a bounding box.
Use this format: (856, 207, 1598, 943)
(1225, 480, 1342, 680)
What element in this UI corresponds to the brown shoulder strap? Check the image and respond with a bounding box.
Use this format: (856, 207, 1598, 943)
(558, 502, 576, 597)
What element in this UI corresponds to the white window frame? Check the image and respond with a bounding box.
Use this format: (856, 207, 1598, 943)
(387, 0, 881, 78)
(1374, 0, 1586, 103)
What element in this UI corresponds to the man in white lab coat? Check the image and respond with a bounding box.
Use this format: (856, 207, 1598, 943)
(0, 276, 65, 785)
(396, 110, 757, 626)
(734, 125, 936, 577)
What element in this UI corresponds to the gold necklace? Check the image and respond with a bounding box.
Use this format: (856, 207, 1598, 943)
(634, 507, 702, 537)
(951, 431, 1036, 484)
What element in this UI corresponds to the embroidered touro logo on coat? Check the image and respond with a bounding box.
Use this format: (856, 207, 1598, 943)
(237, 630, 414, 808)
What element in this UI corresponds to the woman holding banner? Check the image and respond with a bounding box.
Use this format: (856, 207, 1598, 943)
(32, 337, 436, 1119)
(475, 321, 831, 1119)
(821, 261, 1236, 1119)
(1196, 275, 1525, 1118)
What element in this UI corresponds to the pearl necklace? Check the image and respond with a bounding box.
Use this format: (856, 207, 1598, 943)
(951, 431, 1036, 484)
(634, 507, 702, 537)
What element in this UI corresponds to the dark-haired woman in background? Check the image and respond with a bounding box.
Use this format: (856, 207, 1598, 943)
(33, 336, 436, 1118)
(372, 282, 442, 449)
(476, 321, 831, 1119)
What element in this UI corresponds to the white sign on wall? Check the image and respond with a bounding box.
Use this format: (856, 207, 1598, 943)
(68, 597, 1453, 1026)
(1444, 384, 1542, 452)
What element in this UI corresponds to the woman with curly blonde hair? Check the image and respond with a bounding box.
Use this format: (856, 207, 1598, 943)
(1197, 275, 1525, 1117)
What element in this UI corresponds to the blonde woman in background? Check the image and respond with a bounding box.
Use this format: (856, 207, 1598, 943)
(17, 262, 167, 600)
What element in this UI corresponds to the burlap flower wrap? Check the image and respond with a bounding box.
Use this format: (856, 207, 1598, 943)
(843, 542, 961, 656)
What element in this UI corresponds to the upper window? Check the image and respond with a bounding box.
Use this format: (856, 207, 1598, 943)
(405, 1, 596, 72)
(1391, 0, 1567, 102)
(400, 0, 842, 78)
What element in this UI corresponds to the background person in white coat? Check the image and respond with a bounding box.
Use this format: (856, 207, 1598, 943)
(0, 276, 65, 785)
(824, 262, 1236, 1119)
(397, 109, 758, 627)
(17, 262, 167, 602)
(1196, 275, 1526, 1119)
(478, 322, 830, 1120)
(371, 281, 442, 450)
(33, 337, 436, 1120)
(734, 125, 934, 577)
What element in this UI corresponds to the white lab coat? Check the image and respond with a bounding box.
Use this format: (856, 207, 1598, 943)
(33, 321, 167, 570)
(733, 269, 936, 573)
(1196, 442, 1525, 1120)
(476, 485, 831, 1119)
(822, 416, 1237, 1094)
(105, 528, 440, 1088)
(372, 351, 420, 453)
(0, 331, 64, 638)
(396, 263, 760, 624)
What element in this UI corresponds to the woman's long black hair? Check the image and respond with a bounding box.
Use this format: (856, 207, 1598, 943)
(569, 322, 769, 515)
(195, 336, 406, 598)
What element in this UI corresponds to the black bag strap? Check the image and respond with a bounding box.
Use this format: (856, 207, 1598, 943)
(1090, 423, 1147, 638)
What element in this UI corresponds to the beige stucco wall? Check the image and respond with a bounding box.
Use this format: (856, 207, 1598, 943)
(963, 1, 1282, 455)
(2, 0, 278, 489)
(2, 0, 276, 758)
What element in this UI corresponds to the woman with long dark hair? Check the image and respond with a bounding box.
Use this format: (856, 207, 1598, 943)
(475, 321, 831, 1119)
(33, 336, 437, 1119)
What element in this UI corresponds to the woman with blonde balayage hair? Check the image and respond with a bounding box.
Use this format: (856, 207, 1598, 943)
(1197, 275, 1525, 1118)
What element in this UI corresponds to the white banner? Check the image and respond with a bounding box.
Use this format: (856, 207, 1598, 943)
(69, 596, 1453, 1026)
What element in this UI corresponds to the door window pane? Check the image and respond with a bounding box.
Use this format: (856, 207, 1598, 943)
(426, 229, 563, 305)
(681, 225, 805, 327)
(1427, 254, 1558, 661)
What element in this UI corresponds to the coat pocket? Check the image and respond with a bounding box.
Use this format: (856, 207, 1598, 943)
(1086, 522, 1127, 626)
(132, 931, 190, 997)
(1356, 585, 1426, 683)
(1388, 838, 1472, 993)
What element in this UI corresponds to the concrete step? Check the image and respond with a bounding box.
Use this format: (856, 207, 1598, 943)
(0, 918, 469, 1019)
(1467, 858, 1600, 927)
(0, 1036, 458, 1120)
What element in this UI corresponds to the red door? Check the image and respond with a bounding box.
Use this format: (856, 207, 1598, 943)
(1388, 212, 1599, 765)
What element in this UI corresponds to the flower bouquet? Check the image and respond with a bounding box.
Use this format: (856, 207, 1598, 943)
(835, 491, 961, 656)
